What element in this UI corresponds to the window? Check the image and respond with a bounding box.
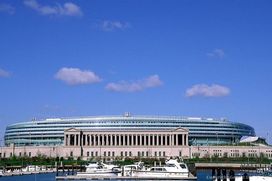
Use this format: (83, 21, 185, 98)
(125, 135, 128, 145)
(121, 151, 123, 157)
(28, 152, 31, 157)
(112, 135, 115, 146)
(129, 151, 132, 157)
(121, 135, 124, 146)
(87, 151, 89, 157)
(70, 151, 73, 157)
(158, 135, 161, 145)
(154, 135, 157, 145)
(133, 135, 136, 145)
(108, 151, 111, 157)
(167, 135, 170, 145)
(117, 135, 119, 145)
(178, 134, 182, 145)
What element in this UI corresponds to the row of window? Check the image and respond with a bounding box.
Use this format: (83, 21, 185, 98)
(0, 152, 31, 158)
(69, 151, 168, 157)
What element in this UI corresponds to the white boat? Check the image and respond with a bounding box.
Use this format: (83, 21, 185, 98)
(133, 159, 190, 178)
(77, 161, 121, 177)
(120, 161, 145, 176)
(22, 165, 41, 172)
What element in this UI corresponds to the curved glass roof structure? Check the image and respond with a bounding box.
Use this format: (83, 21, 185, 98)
(4, 114, 255, 146)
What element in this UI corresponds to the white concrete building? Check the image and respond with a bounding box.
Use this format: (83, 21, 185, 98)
(1, 127, 272, 160)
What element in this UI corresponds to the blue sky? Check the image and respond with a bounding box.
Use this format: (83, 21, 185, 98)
(1, 0, 272, 143)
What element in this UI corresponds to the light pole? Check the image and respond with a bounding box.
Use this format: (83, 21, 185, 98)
(0, 139, 2, 160)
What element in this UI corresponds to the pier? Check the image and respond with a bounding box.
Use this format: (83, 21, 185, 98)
(55, 174, 197, 180)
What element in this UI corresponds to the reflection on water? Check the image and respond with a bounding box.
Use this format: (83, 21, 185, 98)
(0, 171, 212, 181)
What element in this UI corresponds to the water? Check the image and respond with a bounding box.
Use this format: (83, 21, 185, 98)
(0, 171, 212, 181)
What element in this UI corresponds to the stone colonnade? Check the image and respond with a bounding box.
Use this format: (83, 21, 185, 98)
(64, 128, 189, 147)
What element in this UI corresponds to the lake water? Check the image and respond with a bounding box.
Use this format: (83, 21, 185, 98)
(0, 171, 213, 181)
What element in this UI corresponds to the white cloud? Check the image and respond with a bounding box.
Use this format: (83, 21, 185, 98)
(207, 49, 225, 59)
(0, 3, 15, 14)
(55, 67, 101, 85)
(186, 84, 230, 97)
(24, 0, 83, 17)
(100, 20, 130, 31)
(106, 75, 163, 92)
(0, 68, 11, 77)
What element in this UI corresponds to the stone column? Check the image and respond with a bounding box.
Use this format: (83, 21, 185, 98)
(135, 134, 138, 146)
(64, 134, 67, 146)
(99, 134, 101, 146)
(66, 134, 69, 146)
(106, 134, 108, 146)
(88, 135, 90, 146)
(94, 135, 96, 146)
(114, 134, 117, 146)
(119, 134, 121, 146)
(143, 135, 146, 146)
(171, 134, 173, 146)
(161, 134, 163, 146)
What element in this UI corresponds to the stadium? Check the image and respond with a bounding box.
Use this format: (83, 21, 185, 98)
(4, 114, 255, 146)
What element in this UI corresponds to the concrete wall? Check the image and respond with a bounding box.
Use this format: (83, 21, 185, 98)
(1, 144, 272, 160)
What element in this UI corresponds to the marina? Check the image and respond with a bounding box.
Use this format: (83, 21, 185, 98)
(56, 159, 197, 180)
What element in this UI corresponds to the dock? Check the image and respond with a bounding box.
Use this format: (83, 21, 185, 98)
(0, 170, 55, 177)
(195, 163, 271, 170)
(56, 173, 197, 180)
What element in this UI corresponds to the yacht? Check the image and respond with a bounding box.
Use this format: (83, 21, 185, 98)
(120, 161, 145, 176)
(133, 159, 190, 178)
(22, 165, 41, 172)
(77, 161, 121, 177)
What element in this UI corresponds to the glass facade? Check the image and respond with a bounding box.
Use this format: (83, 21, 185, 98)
(4, 115, 255, 146)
